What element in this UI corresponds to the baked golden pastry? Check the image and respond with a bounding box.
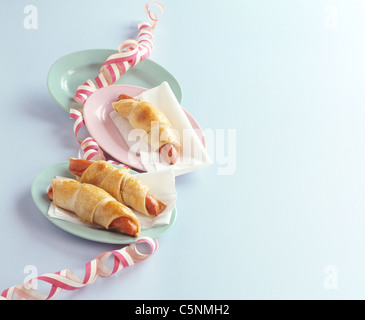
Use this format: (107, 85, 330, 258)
(68, 158, 167, 217)
(48, 177, 141, 237)
(112, 94, 181, 165)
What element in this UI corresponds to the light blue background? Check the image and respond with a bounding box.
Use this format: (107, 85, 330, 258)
(1, 0, 365, 299)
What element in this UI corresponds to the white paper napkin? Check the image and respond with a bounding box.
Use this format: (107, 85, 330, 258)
(110, 81, 212, 176)
(47, 168, 177, 230)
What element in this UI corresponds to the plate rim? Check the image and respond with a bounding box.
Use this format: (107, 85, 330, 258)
(31, 161, 177, 244)
(47, 48, 183, 112)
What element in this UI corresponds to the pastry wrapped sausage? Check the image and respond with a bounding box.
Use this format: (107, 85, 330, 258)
(68, 158, 167, 217)
(112, 94, 181, 165)
(48, 178, 141, 237)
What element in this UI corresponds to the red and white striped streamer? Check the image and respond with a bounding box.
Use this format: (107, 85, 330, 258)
(145, 1, 165, 28)
(69, 108, 106, 163)
(0, 237, 158, 300)
(73, 2, 164, 105)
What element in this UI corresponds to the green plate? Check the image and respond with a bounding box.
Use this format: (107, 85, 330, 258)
(47, 48, 183, 112)
(31, 161, 177, 244)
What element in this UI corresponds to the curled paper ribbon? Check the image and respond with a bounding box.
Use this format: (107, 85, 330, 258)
(69, 109, 106, 163)
(0, 237, 158, 300)
(70, 2, 164, 163)
(73, 2, 164, 105)
(79, 137, 105, 162)
(73, 21, 152, 105)
(145, 1, 165, 27)
(69, 108, 85, 145)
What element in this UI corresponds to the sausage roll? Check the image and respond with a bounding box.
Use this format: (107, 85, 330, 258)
(112, 94, 181, 165)
(49, 177, 141, 237)
(68, 158, 167, 217)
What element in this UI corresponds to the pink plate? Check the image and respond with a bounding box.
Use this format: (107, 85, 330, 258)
(83, 84, 206, 171)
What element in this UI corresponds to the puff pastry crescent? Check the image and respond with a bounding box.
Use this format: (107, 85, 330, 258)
(50, 177, 141, 237)
(112, 95, 181, 164)
(69, 159, 167, 217)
